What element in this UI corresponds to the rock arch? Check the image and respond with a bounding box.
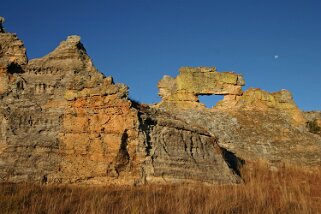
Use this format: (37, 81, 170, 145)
(157, 66, 245, 109)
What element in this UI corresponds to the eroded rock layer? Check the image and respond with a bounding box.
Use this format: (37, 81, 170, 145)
(1, 27, 320, 185)
(168, 108, 321, 167)
(158, 67, 244, 109)
(156, 68, 321, 168)
(305, 111, 321, 136)
(138, 107, 239, 184)
(0, 31, 238, 184)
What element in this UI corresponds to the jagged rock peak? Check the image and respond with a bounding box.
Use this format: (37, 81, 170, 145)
(0, 17, 27, 66)
(0, 32, 27, 66)
(0, 30, 27, 95)
(53, 35, 86, 52)
(66, 35, 81, 43)
(45, 35, 87, 57)
(27, 34, 96, 76)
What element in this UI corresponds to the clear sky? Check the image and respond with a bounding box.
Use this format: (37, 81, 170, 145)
(2, 0, 321, 110)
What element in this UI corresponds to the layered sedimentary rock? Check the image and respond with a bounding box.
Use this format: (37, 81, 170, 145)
(216, 88, 307, 126)
(157, 68, 321, 167)
(1, 25, 320, 185)
(169, 109, 321, 167)
(0, 30, 238, 184)
(138, 107, 239, 184)
(0, 33, 27, 95)
(157, 66, 306, 125)
(158, 67, 244, 109)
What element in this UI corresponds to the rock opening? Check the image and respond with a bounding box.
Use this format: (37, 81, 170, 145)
(198, 94, 224, 108)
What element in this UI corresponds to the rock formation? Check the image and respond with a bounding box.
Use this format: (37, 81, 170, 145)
(158, 66, 244, 109)
(0, 28, 239, 185)
(137, 106, 239, 184)
(0, 23, 320, 185)
(305, 111, 321, 136)
(157, 68, 321, 167)
(157, 67, 306, 126)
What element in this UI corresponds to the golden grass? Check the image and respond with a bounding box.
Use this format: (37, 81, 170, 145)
(1, 162, 320, 214)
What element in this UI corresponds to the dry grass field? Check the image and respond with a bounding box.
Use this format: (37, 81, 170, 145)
(1, 162, 320, 214)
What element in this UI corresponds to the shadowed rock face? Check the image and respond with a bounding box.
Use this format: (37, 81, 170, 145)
(168, 108, 321, 167)
(138, 107, 239, 184)
(0, 31, 239, 185)
(305, 111, 321, 136)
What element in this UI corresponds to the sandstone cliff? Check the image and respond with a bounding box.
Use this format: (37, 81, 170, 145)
(156, 67, 321, 167)
(0, 31, 239, 185)
(0, 26, 320, 186)
(158, 67, 244, 109)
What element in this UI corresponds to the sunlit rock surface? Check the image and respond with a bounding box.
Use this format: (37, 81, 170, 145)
(0, 30, 239, 185)
(156, 68, 321, 167)
(157, 66, 244, 109)
(0, 25, 320, 185)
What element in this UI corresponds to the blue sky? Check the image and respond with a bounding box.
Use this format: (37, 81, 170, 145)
(2, 0, 321, 110)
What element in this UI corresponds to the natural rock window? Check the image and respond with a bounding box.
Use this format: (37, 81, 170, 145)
(157, 66, 244, 109)
(198, 94, 224, 108)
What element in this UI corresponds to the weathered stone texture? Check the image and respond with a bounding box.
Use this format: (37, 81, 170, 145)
(157, 67, 244, 109)
(0, 33, 27, 66)
(167, 108, 321, 167)
(176, 67, 244, 95)
(0, 33, 142, 184)
(156, 67, 321, 168)
(0, 33, 27, 95)
(59, 85, 142, 185)
(157, 67, 306, 126)
(0, 31, 238, 185)
(0, 33, 61, 183)
(305, 111, 321, 136)
(1, 26, 320, 185)
(138, 107, 239, 184)
(216, 88, 307, 125)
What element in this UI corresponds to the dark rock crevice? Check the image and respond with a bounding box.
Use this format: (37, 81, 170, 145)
(114, 129, 130, 174)
(220, 148, 245, 177)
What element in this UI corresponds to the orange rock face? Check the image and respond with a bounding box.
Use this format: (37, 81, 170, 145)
(0, 25, 320, 186)
(0, 31, 239, 185)
(59, 85, 142, 184)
